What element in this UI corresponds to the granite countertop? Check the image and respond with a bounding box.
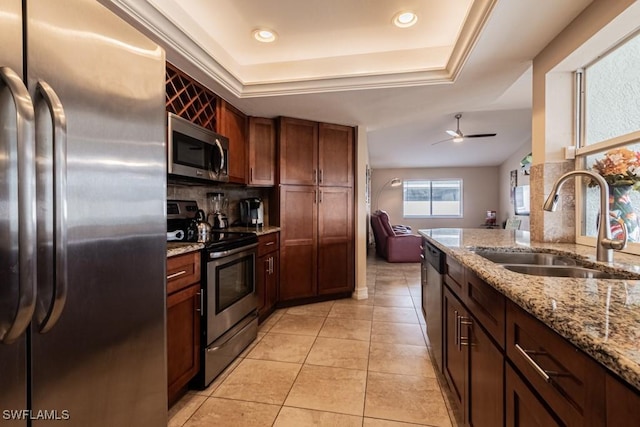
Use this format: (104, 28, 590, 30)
(224, 225, 281, 236)
(419, 228, 640, 391)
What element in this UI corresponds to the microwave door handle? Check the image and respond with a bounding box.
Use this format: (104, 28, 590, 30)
(215, 138, 224, 174)
(34, 81, 68, 334)
(0, 66, 37, 344)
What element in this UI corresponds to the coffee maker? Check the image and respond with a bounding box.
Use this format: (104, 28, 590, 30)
(239, 197, 264, 226)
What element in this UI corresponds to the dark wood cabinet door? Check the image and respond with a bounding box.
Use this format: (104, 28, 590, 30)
(443, 287, 467, 411)
(266, 251, 279, 312)
(279, 185, 317, 301)
(506, 364, 561, 427)
(317, 187, 353, 294)
(279, 117, 318, 185)
(468, 318, 504, 427)
(248, 117, 276, 186)
(217, 99, 247, 184)
(606, 373, 640, 426)
(256, 254, 269, 315)
(318, 123, 353, 187)
(167, 284, 200, 406)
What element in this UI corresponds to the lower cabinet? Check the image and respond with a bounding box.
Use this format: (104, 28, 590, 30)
(443, 286, 504, 427)
(505, 363, 562, 427)
(166, 252, 201, 406)
(257, 232, 279, 322)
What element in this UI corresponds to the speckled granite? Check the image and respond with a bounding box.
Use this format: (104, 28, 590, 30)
(224, 225, 280, 236)
(419, 228, 640, 391)
(167, 242, 204, 257)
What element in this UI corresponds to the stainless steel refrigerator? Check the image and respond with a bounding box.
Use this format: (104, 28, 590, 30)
(1, 1, 167, 425)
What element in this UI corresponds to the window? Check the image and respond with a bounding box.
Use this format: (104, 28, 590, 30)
(403, 179, 463, 218)
(576, 30, 640, 252)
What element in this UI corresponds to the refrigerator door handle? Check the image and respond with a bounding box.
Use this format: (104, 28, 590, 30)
(34, 81, 68, 334)
(0, 66, 37, 344)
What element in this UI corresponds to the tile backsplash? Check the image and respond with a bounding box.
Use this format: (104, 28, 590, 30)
(167, 181, 275, 226)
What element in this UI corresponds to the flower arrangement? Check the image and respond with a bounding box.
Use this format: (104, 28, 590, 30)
(591, 147, 640, 189)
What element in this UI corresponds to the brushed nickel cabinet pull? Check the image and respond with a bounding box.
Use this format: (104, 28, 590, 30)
(459, 317, 472, 346)
(167, 270, 188, 280)
(515, 343, 551, 383)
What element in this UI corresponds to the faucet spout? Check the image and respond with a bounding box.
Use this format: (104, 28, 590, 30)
(543, 170, 627, 263)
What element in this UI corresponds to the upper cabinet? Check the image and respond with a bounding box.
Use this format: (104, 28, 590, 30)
(248, 117, 276, 186)
(279, 117, 353, 187)
(319, 123, 354, 187)
(279, 117, 318, 185)
(217, 99, 248, 184)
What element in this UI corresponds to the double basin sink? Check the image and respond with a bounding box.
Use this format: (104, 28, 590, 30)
(473, 249, 634, 279)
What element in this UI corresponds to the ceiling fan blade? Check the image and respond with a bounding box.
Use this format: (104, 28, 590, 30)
(431, 137, 453, 146)
(446, 130, 460, 137)
(465, 133, 497, 138)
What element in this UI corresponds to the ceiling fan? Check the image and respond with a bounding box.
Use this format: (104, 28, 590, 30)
(432, 113, 497, 145)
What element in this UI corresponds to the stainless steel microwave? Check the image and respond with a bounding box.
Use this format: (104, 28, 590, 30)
(167, 112, 229, 183)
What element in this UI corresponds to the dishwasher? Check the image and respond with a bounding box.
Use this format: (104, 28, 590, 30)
(421, 239, 446, 373)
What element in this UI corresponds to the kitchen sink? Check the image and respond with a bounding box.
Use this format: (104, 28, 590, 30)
(503, 264, 629, 279)
(474, 250, 579, 266)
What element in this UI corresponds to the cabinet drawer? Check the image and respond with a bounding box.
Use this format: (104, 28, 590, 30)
(258, 232, 279, 257)
(167, 251, 201, 295)
(506, 300, 605, 426)
(465, 270, 505, 348)
(445, 255, 465, 295)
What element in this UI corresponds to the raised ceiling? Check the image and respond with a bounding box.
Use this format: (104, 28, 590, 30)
(105, 0, 595, 168)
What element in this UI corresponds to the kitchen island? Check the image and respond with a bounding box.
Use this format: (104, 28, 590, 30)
(420, 228, 640, 390)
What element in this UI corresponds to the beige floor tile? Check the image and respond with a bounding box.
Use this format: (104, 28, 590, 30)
(269, 314, 326, 336)
(376, 277, 408, 287)
(274, 407, 363, 427)
(371, 322, 426, 346)
(328, 303, 374, 320)
(246, 332, 316, 363)
(306, 337, 370, 370)
(334, 296, 374, 306)
(183, 397, 280, 427)
(286, 300, 335, 316)
(259, 310, 285, 333)
(373, 295, 415, 308)
(365, 371, 452, 426)
(168, 392, 207, 427)
(213, 359, 301, 405)
(318, 317, 372, 341)
(363, 418, 426, 426)
(285, 365, 367, 416)
(238, 331, 266, 358)
(373, 306, 419, 324)
(375, 284, 411, 296)
(369, 342, 436, 378)
(196, 356, 244, 396)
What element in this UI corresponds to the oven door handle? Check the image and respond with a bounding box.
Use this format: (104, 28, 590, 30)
(208, 242, 258, 259)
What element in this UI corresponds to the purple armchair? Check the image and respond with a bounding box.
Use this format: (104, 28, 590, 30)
(370, 210, 421, 263)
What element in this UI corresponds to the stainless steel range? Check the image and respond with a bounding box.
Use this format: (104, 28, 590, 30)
(167, 200, 258, 388)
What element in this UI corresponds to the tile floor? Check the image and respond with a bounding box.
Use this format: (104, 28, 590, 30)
(168, 255, 458, 427)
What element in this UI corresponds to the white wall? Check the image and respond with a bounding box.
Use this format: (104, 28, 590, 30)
(371, 166, 499, 230)
(498, 140, 532, 231)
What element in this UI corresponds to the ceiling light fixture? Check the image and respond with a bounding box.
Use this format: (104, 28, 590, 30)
(393, 11, 417, 28)
(253, 29, 277, 43)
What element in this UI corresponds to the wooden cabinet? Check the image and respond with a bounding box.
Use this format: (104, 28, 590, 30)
(256, 232, 279, 321)
(217, 99, 248, 184)
(505, 300, 606, 426)
(166, 251, 201, 406)
(443, 286, 504, 427)
(606, 373, 640, 425)
(277, 117, 355, 303)
(248, 117, 276, 186)
(506, 363, 561, 427)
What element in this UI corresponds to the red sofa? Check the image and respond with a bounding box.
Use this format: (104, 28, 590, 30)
(370, 210, 422, 263)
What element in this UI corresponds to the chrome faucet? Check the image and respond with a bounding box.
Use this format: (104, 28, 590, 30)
(543, 170, 627, 263)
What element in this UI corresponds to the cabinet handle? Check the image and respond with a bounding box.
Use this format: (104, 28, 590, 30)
(454, 310, 460, 349)
(264, 241, 275, 246)
(319, 169, 323, 183)
(313, 169, 318, 184)
(167, 270, 187, 280)
(459, 317, 472, 347)
(314, 189, 318, 204)
(196, 291, 203, 314)
(250, 167, 253, 183)
(319, 189, 323, 203)
(269, 257, 273, 274)
(515, 344, 552, 383)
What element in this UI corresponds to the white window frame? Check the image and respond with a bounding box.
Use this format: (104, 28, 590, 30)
(574, 30, 640, 255)
(402, 179, 463, 219)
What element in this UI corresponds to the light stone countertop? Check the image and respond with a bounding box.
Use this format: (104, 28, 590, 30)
(166, 226, 280, 258)
(224, 225, 281, 236)
(419, 228, 640, 391)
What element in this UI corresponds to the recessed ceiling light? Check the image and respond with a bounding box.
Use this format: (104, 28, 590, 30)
(253, 29, 277, 43)
(393, 11, 418, 28)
